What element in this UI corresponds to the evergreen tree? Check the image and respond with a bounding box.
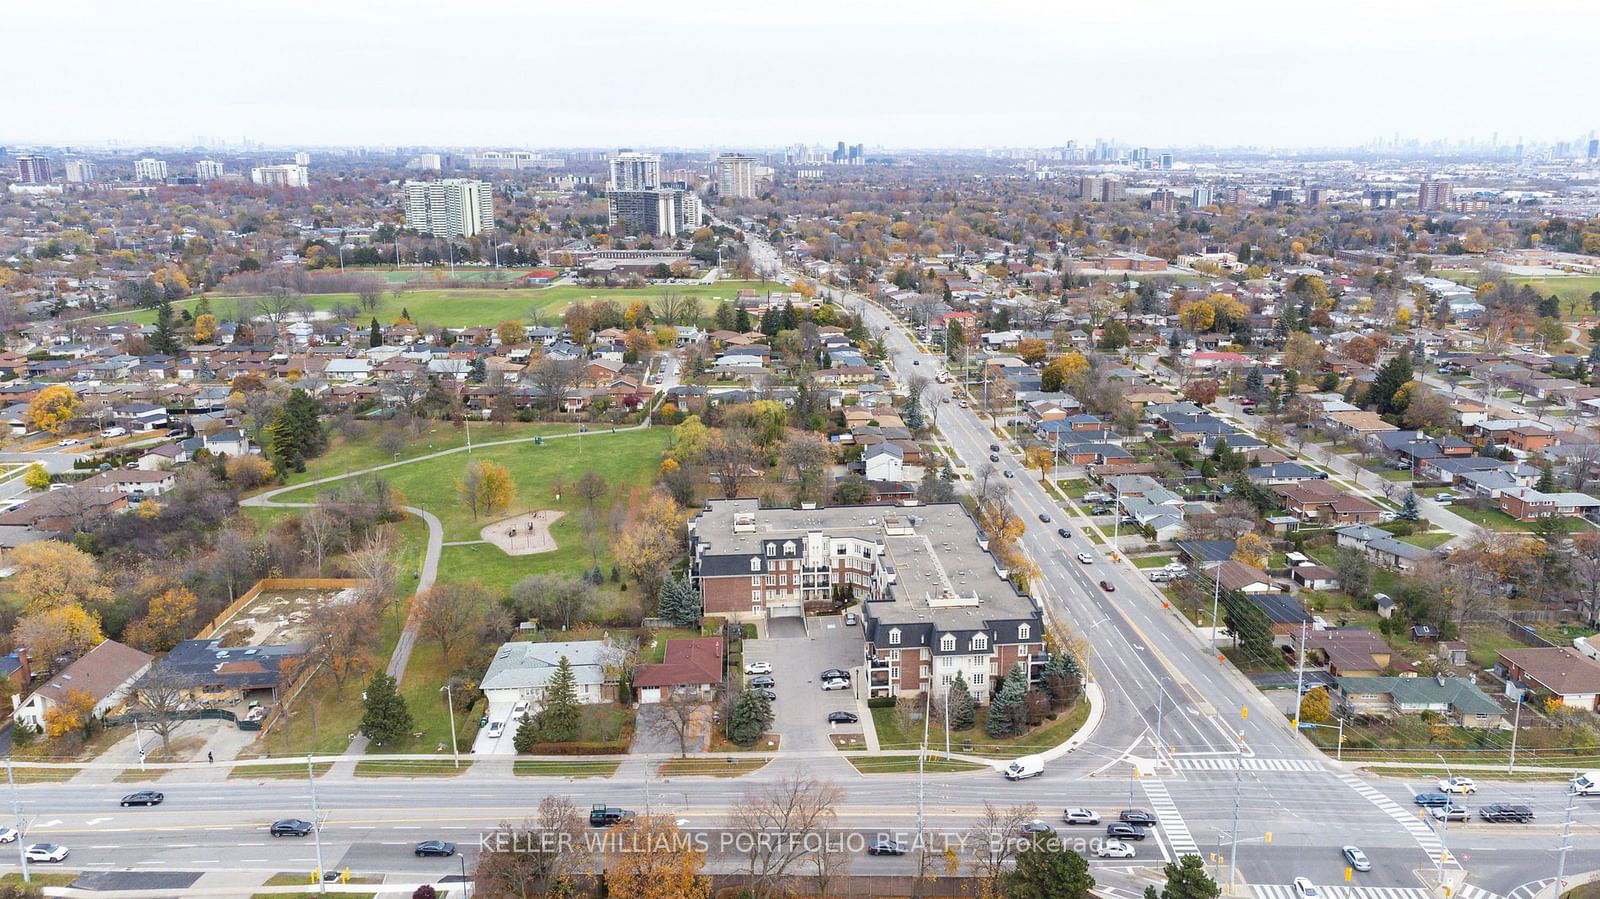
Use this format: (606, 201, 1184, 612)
(917, 464, 955, 504)
(1536, 462, 1556, 493)
(1221, 590, 1274, 662)
(468, 357, 486, 384)
(1041, 651, 1083, 706)
(149, 301, 185, 354)
(512, 710, 539, 753)
(1366, 351, 1413, 415)
(781, 300, 798, 330)
(1153, 855, 1221, 899)
(713, 301, 734, 331)
(369, 317, 383, 348)
(733, 306, 752, 332)
(359, 672, 413, 746)
(268, 389, 325, 473)
(727, 689, 773, 745)
(902, 382, 925, 431)
(758, 306, 780, 337)
(1003, 834, 1095, 899)
(656, 574, 700, 627)
(1244, 367, 1265, 397)
(536, 655, 581, 742)
(948, 672, 976, 731)
(986, 663, 1028, 738)
(1398, 489, 1421, 521)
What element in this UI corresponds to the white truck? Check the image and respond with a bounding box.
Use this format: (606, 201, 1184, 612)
(1003, 754, 1045, 780)
(1572, 772, 1600, 796)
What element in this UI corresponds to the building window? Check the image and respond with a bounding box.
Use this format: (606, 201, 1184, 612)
(940, 674, 952, 687)
(940, 634, 956, 652)
(766, 543, 776, 556)
(784, 541, 795, 555)
(890, 667, 900, 681)
(751, 576, 761, 586)
(887, 650, 900, 662)
(888, 628, 901, 646)
(750, 558, 761, 572)
(1017, 624, 1031, 641)
(972, 672, 986, 686)
(971, 634, 988, 651)
(751, 592, 761, 605)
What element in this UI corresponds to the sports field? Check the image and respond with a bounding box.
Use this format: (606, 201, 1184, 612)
(85, 280, 789, 329)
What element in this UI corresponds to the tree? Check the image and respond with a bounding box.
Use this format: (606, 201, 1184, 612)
(1041, 352, 1088, 392)
(43, 687, 98, 739)
(1221, 589, 1274, 661)
(1152, 854, 1221, 899)
(496, 319, 525, 347)
(360, 672, 413, 746)
(1231, 533, 1269, 569)
(669, 415, 711, 463)
(727, 688, 773, 745)
(369, 317, 383, 348)
(1099, 320, 1130, 350)
(23, 463, 51, 490)
(831, 473, 872, 505)
(652, 691, 705, 758)
(456, 459, 515, 520)
(1299, 686, 1332, 724)
(966, 801, 1042, 897)
(1333, 547, 1372, 600)
(917, 462, 955, 504)
(508, 573, 593, 631)
(987, 663, 1028, 738)
(1182, 379, 1220, 406)
(474, 799, 590, 899)
(614, 491, 685, 600)
(656, 573, 700, 627)
(267, 389, 324, 472)
(414, 583, 486, 666)
(574, 471, 609, 514)
(536, 656, 581, 742)
(131, 668, 188, 753)
(512, 710, 540, 753)
(124, 586, 197, 652)
(1282, 332, 1324, 381)
(1402, 387, 1453, 430)
(605, 816, 710, 899)
(27, 385, 81, 434)
(1536, 462, 1557, 493)
(1366, 351, 1413, 415)
(11, 540, 113, 613)
(1017, 338, 1047, 364)
(1004, 833, 1095, 899)
(148, 301, 185, 354)
(726, 773, 844, 899)
(948, 672, 976, 730)
(13, 604, 103, 672)
(193, 312, 218, 343)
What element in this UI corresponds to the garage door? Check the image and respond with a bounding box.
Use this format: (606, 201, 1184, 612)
(767, 602, 803, 619)
(638, 687, 661, 704)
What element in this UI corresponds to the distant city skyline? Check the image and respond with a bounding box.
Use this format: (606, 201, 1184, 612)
(4, 0, 1595, 150)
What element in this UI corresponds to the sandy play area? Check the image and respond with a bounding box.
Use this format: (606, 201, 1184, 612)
(480, 509, 565, 555)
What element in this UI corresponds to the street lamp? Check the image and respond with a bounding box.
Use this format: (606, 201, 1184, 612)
(441, 683, 460, 769)
(6, 759, 30, 884)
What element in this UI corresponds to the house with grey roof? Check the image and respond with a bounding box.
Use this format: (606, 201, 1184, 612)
(1336, 675, 1503, 728)
(479, 639, 622, 710)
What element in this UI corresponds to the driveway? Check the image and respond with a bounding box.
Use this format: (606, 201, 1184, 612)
(742, 616, 868, 752)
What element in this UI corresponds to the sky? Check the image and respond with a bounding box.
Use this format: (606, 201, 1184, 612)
(7, 0, 1596, 151)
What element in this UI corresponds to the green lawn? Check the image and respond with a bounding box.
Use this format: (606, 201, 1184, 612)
(353, 759, 472, 777)
(870, 699, 1091, 759)
(1504, 275, 1600, 321)
(1397, 531, 1454, 549)
(1447, 503, 1595, 534)
(657, 757, 772, 777)
(274, 425, 671, 592)
(228, 762, 333, 780)
(513, 759, 622, 777)
(846, 755, 987, 774)
(280, 420, 581, 487)
(89, 280, 787, 329)
(1463, 624, 1527, 669)
(1133, 555, 1175, 569)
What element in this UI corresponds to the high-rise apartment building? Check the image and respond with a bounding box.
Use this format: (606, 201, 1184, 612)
(1099, 178, 1126, 203)
(609, 151, 661, 191)
(1418, 178, 1453, 210)
(715, 153, 756, 199)
(65, 160, 97, 184)
(1305, 186, 1328, 207)
(1589, 139, 1599, 162)
(194, 160, 225, 181)
(1268, 188, 1296, 207)
(16, 156, 53, 183)
(407, 154, 443, 171)
(1076, 175, 1099, 201)
(1364, 189, 1397, 209)
(405, 179, 494, 238)
(133, 158, 168, 181)
(1158, 153, 1174, 170)
(1149, 189, 1177, 214)
(607, 188, 698, 237)
(293, 152, 311, 166)
(251, 164, 310, 188)
(1191, 185, 1214, 207)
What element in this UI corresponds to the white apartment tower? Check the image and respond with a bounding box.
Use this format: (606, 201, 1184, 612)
(405, 179, 494, 238)
(64, 160, 98, 183)
(250, 164, 310, 188)
(609, 151, 661, 191)
(715, 153, 756, 199)
(293, 152, 311, 166)
(194, 160, 225, 181)
(133, 158, 168, 181)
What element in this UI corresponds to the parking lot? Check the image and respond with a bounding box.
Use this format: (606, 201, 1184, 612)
(742, 615, 869, 751)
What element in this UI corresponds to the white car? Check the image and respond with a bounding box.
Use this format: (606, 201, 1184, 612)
(745, 661, 772, 675)
(0, 827, 15, 843)
(1293, 878, 1321, 899)
(1076, 552, 1094, 564)
(56, 438, 80, 447)
(1062, 808, 1100, 826)
(1439, 776, 1477, 794)
(511, 700, 530, 720)
(486, 720, 505, 738)
(25, 843, 68, 863)
(820, 678, 850, 691)
(1096, 839, 1135, 859)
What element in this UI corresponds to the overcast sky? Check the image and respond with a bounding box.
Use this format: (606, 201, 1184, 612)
(8, 0, 1595, 151)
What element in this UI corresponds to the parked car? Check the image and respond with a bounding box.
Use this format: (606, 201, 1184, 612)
(1439, 776, 1478, 794)
(867, 838, 908, 856)
(120, 791, 164, 807)
(1148, 571, 1171, 583)
(1430, 805, 1469, 822)
(24, 844, 68, 863)
(820, 678, 849, 691)
(1479, 804, 1535, 823)
(1105, 822, 1147, 841)
(511, 700, 530, 720)
(1003, 470, 1014, 479)
(1077, 552, 1094, 564)
(821, 668, 851, 681)
(1062, 808, 1100, 826)
(1293, 878, 1321, 899)
(827, 711, 859, 724)
(486, 720, 505, 738)
(758, 689, 778, 701)
(1119, 810, 1158, 827)
(1413, 791, 1451, 807)
(589, 805, 636, 828)
(1342, 846, 1371, 872)
(1038, 513, 1052, 523)
(271, 819, 314, 837)
(414, 840, 457, 857)
(745, 661, 772, 675)
(56, 438, 81, 447)
(1099, 581, 1116, 592)
(1096, 839, 1136, 858)
(844, 612, 858, 626)
(750, 675, 776, 688)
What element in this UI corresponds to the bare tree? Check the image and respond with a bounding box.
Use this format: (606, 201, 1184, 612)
(727, 772, 846, 899)
(575, 471, 609, 514)
(705, 428, 753, 500)
(413, 584, 487, 666)
(131, 669, 188, 754)
(347, 528, 399, 621)
(474, 799, 590, 899)
(965, 801, 1042, 897)
(650, 691, 705, 758)
(255, 286, 311, 329)
(528, 357, 584, 411)
(300, 507, 338, 575)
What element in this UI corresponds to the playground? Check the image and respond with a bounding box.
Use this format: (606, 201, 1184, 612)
(479, 509, 565, 556)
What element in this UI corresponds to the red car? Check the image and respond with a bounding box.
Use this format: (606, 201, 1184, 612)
(1099, 581, 1116, 592)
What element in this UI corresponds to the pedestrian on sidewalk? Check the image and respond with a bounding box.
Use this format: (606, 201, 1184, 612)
(207, 751, 214, 763)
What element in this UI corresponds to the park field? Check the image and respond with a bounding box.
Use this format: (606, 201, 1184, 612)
(84, 280, 788, 329)
(1433, 270, 1600, 321)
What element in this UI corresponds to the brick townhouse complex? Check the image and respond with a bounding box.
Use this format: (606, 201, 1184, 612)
(688, 499, 1046, 704)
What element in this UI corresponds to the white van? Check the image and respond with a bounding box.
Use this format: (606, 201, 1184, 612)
(101, 426, 127, 438)
(1572, 772, 1600, 796)
(1003, 754, 1045, 780)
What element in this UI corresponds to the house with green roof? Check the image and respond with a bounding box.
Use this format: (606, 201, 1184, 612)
(1335, 675, 1504, 729)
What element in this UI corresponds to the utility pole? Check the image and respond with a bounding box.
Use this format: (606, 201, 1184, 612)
(442, 684, 459, 769)
(1209, 560, 1224, 652)
(308, 754, 327, 895)
(1507, 689, 1523, 774)
(6, 759, 29, 884)
(1227, 722, 1245, 897)
(133, 717, 147, 772)
(1554, 781, 1576, 899)
(1292, 621, 1308, 729)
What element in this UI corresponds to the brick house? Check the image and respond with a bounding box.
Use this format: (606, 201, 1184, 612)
(1497, 647, 1600, 712)
(1497, 487, 1600, 521)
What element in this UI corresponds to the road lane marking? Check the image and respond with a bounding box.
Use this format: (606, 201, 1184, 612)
(1142, 780, 1199, 858)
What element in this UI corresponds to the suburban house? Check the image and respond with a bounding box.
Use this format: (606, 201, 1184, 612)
(1215, 560, 1276, 594)
(1335, 675, 1504, 728)
(1496, 647, 1600, 712)
(479, 640, 622, 710)
(1497, 487, 1600, 522)
(1272, 482, 1383, 525)
(1306, 628, 1396, 677)
(142, 639, 310, 710)
(1289, 564, 1339, 591)
(13, 640, 154, 732)
(863, 443, 905, 482)
(1335, 525, 1436, 571)
(633, 637, 724, 704)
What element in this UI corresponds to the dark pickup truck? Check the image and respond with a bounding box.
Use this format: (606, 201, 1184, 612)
(589, 804, 637, 828)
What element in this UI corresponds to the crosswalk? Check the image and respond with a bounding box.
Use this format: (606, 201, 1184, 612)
(1334, 773, 1446, 864)
(1253, 887, 1453, 899)
(1169, 756, 1328, 773)
(1504, 879, 1555, 899)
(1142, 779, 1200, 858)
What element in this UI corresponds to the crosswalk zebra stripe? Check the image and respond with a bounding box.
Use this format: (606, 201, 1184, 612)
(1142, 779, 1200, 858)
(1458, 884, 1509, 899)
(1253, 885, 1439, 899)
(1334, 773, 1445, 861)
(1507, 879, 1554, 899)
(1169, 756, 1328, 773)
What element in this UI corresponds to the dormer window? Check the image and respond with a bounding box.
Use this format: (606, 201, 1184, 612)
(784, 541, 796, 555)
(750, 557, 761, 572)
(1017, 624, 1031, 641)
(766, 543, 776, 557)
(888, 628, 902, 646)
(971, 634, 988, 651)
(940, 634, 956, 652)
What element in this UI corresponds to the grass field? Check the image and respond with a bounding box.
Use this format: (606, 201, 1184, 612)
(846, 755, 988, 774)
(87, 280, 787, 329)
(228, 762, 334, 780)
(513, 759, 622, 777)
(870, 699, 1091, 759)
(656, 757, 771, 777)
(1434, 270, 1600, 321)
(280, 420, 581, 487)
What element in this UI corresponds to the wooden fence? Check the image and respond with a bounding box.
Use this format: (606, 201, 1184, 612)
(194, 578, 369, 640)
